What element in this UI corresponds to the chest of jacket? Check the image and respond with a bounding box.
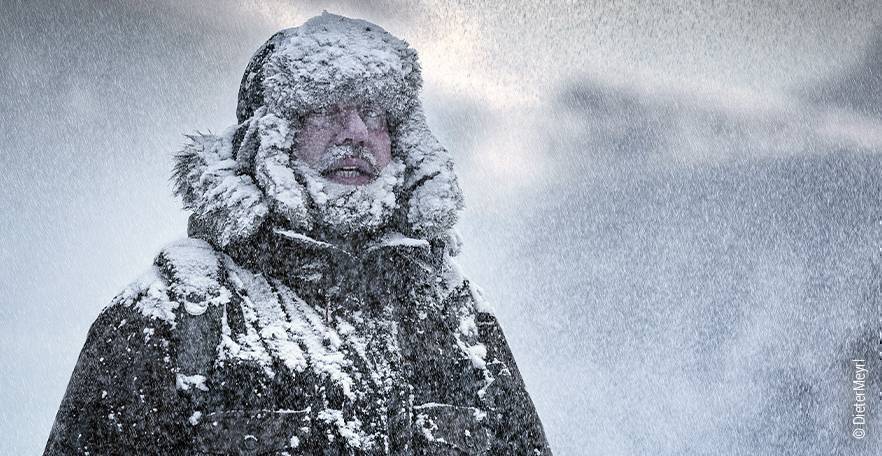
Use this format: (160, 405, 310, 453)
(173, 277, 492, 455)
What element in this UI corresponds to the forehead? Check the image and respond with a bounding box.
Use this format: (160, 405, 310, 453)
(300, 102, 385, 124)
(293, 90, 385, 118)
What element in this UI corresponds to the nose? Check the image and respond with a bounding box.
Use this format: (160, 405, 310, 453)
(334, 109, 369, 145)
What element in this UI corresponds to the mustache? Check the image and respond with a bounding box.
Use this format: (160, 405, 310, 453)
(316, 144, 379, 175)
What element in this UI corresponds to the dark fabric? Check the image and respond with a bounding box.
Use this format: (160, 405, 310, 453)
(43, 305, 188, 454)
(44, 234, 552, 455)
(235, 31, 283, 124)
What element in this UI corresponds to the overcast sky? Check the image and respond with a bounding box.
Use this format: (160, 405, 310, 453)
(2, 1, 882, 454)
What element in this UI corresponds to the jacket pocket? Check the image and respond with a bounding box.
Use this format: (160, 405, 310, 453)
(192, 409, 310, 455)
(413, 403, 492, 455)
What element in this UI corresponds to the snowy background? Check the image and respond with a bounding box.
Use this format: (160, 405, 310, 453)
(2, 1, 882, 454)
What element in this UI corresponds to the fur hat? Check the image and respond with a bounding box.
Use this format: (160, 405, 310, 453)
(172, 12, 464, 248)
(236, 13, 422, 125)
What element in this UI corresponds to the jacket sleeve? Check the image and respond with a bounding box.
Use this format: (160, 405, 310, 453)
(476, 307, 554, 455)
(43, 303, 186, 455)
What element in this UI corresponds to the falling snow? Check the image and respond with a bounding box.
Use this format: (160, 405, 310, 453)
(4, 2, 882, 456)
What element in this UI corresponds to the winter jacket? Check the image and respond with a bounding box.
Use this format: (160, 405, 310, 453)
(44, 227, 552, 455)
(45, 12, 552, 455)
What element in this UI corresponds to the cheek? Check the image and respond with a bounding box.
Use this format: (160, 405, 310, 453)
(295, 127, 335, 165)
(368, 130, 392, 167)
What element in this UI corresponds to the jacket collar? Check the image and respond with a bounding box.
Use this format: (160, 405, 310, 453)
(192, 216, 441, 304)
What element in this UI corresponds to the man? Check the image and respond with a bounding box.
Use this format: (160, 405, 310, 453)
(45, 12, 552, 455)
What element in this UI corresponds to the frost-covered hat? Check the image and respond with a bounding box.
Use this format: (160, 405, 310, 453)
(173, 12, 464, 247)
(236, 12, 422, 125)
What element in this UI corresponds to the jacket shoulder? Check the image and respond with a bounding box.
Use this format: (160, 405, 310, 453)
(106, 237, 228, 325)
(44, 238, 225, 454)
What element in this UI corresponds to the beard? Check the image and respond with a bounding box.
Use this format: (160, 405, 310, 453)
(289, 146, 406, 237)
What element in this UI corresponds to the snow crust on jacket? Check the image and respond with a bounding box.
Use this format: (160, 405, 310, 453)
(172, 12, 464, 248)
(45, 13, 551, 455)
(76, 237, 550, 454)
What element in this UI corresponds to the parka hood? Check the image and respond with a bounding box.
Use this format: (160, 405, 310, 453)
(172, 12, 464, 249)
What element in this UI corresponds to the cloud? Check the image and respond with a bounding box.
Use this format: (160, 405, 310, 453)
(542, 76, 882, 178)
(4, 3, 882, 455)
(805, 27, 882, 118)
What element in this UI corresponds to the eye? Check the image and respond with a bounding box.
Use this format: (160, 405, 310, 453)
(361, 107, 387, 129)
(312, 107, 338, 118)
(304, 107, 341, 126)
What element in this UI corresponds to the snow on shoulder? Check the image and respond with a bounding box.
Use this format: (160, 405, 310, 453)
(108, 264, 175, 324)
(108, 238, 230, 326)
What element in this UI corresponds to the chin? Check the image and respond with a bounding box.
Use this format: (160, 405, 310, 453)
(296, 159, 406, 236)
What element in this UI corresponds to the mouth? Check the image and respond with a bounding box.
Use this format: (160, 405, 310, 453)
(321, 157, 377, 185)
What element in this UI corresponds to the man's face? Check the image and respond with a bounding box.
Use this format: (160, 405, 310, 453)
(294, 103, 392, 186)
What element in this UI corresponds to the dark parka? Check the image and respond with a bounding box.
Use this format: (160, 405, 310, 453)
(44, 12, 552, 455)
(44, 227, 550, 455)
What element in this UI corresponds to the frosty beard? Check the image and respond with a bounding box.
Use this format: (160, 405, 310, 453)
(290, 151, 406, 238)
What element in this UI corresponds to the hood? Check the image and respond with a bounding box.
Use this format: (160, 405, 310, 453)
(172, 12, 464, 249)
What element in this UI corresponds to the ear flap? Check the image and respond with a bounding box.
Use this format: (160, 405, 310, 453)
(394, 106, 465, 239)
(231, 110, 262, 166)
(250, 112, 315, 233)
(172, 126, 269, 248)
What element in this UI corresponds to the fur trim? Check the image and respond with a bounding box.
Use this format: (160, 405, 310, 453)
(172, 129, 269, 247)
(238, 12, 421, 124)
(393, 107, 465, 236)
(173, 13, 463, 248)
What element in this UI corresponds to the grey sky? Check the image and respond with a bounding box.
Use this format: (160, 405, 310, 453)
(2, 1, 881, 454)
